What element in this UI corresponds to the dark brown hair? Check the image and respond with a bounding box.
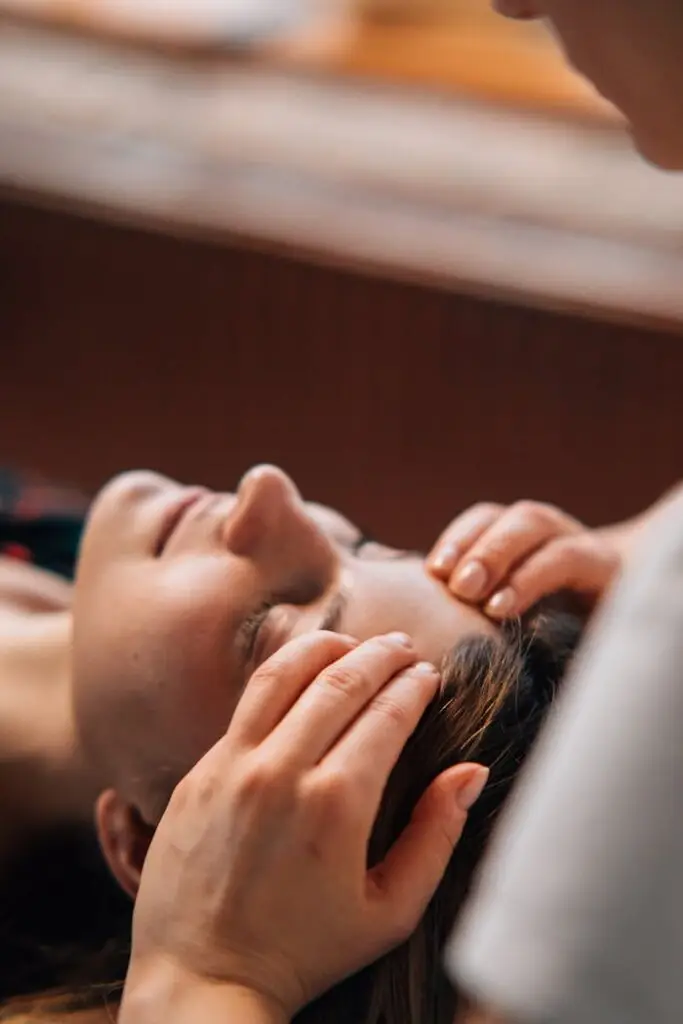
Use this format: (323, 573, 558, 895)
(0, 597, 582, 1024)
(0, 823, 130, 1019)
(297, 597, 582, 1024)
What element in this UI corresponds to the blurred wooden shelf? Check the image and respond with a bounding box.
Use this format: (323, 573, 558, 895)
(2, 15, 683, 331)
(0, 0, 310, 49)
(0, 0, 616, 120)
(277, 6, 616, 121)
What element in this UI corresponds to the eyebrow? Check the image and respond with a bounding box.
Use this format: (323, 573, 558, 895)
(317, 544, 421, 637)
(319, 585, 349, 634)
(317, 543, 427, 638)
(354, 533, 422, 563)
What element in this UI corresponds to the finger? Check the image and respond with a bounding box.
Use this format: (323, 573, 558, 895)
(368, 764, 489, 943)
(266, 633, 418, 767)
(230, 631, 358, 744)
(322, 659, 440, 811)
(427, 503, 503, 578)
(485, 536, 618, 619)
(448, 504, 575, 603)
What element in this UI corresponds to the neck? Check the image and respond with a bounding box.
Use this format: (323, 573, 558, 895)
(0, 609, 97, 846)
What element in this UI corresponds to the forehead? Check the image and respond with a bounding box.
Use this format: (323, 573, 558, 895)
(339, 556, 495, 665)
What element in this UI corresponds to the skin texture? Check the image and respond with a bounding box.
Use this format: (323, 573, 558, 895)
(494, 0, 683, 169)
(0, 463, 629, 877)
(70, 468, 627, 900)
(72, 466, 494, 822)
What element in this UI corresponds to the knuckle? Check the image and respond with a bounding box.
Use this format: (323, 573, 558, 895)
(542, 535, 585, 569)
(511, 499, 551, 524)
(318, 664, 359, 696)
(308, 769, 352, 813)
(550, 534, 578, 556)
(371, 693, 409, 729)
(302, 778, 355, 841)
(471, 501, 503, 519)
(238, 758, 290, 804)
(250, 660, 284, 692)
(172, 765, 221, 811)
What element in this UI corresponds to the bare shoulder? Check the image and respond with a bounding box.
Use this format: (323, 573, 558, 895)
(0, 557, 72, 614)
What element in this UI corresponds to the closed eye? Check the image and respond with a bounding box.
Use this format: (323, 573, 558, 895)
(239, 576, 325, 667)
(240, 600, 275, 663)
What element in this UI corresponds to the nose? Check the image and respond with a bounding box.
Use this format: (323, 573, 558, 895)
(222, 465, 337, 581)
(492, 0, 540, 18)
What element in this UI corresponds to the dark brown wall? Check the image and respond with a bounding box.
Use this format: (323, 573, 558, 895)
(1, 196, 681, 549)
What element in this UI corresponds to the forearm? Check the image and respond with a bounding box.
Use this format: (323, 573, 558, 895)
(448, 491, 683, 1024)
(597, 482, 683, 560)
(119, 961, 289, 1024)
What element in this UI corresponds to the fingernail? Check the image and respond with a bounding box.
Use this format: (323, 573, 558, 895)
(430, 543, 459, 573)
(453, 560, 488, 600)
(411, 660, 440, 679)
(455, 766, 490, 812)
(486, 588, 516, 618)
(386, 631, 413, 648)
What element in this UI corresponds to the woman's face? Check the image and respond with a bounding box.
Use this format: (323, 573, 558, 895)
(73, 466, 492, 818)
(495, 0, 683, 169)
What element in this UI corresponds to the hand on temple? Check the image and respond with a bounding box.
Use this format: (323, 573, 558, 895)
(120, 630, 488, 1024)
(427, 499, 623, 619)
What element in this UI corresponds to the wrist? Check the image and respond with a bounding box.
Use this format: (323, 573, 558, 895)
(599, 486, 683, 563)
(596, 514, 646, 563)
(120, 957, 289, 1024)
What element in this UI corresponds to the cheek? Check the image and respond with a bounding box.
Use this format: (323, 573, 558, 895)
(141, 584, 238, 702)
(77, 567, 242, 759)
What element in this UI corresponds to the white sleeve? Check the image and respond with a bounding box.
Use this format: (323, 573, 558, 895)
(445, 493, 683, 1024)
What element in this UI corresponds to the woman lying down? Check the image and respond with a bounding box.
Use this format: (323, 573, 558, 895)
(0, 465, 655, 1022)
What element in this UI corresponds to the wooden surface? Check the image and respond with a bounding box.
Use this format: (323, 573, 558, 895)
(280, 4, 614, 121)
(0, 0, 310, 49)
(0, 0, 612, 119)
(3, 19, 683, 330)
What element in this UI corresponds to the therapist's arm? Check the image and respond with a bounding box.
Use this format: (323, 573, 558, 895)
(445, 488, 683, 1024)
(597, 480, 683, 559)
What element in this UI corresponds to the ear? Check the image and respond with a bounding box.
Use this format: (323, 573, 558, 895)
(95, 789, 155, 899)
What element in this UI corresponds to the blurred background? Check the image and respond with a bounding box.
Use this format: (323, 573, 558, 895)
(1, 0, 683, 546)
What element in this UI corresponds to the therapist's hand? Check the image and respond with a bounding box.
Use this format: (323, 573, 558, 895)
(427, 501, 621, 619)
(122, 631, 488, 1022)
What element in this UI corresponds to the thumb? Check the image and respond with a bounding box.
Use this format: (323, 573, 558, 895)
(369, 763, 489, 939)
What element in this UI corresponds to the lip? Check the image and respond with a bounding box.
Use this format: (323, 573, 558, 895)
(155, 487, 209, 555)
